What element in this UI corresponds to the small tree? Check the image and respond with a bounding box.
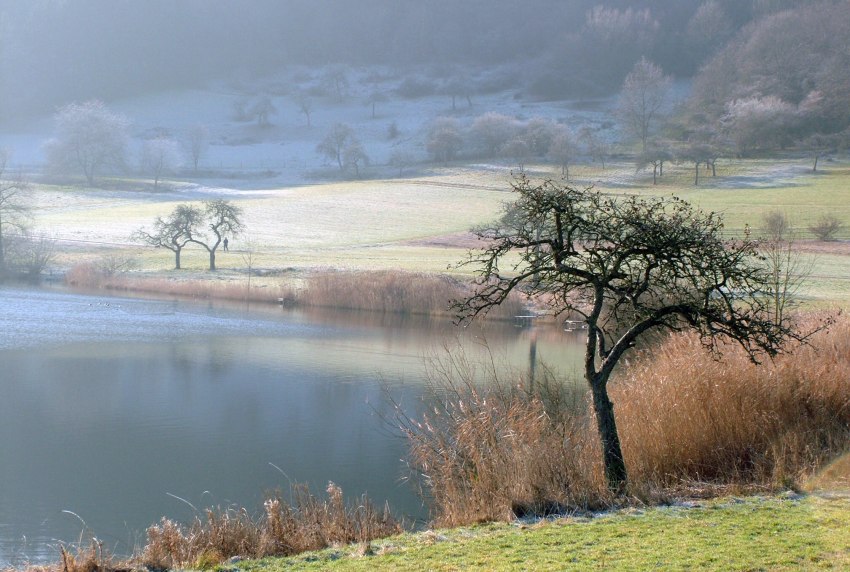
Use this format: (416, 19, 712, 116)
(0, 149, 31, 271)
(295, 92, 314, 127)
(617, 57, 671, 154)
(455, 175, 812, 491)
(547, 128, 575, 179)
(809, 213, 844, 241)
(578, 127, 609, 170)
(343, 141, 369, 178)
(470, 112, 517, 158)
(317, 123, 355, 171)
(367, 91, 388, 119)
(187, 200, 244, 271)
(140, 136, 182, 189)
(426, 117, 464, 164)
(250, 96, 277, 127)
(502, 137, 530, 171)
(759, 210, 812, 325)
(184, 124, 210, 173)
(44, 100, 129, 186)
(132, 204, 202, 269)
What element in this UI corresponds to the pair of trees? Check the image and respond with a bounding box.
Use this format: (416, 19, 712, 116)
(456, 176, 814, 491)
(133, 200, 243, 271)
(316, 123, 369, 177)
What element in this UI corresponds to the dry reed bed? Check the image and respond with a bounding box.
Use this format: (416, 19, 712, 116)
(406, 313, 850, 527)
(24, 484, 399, 572)
(64, 264, 527, 319)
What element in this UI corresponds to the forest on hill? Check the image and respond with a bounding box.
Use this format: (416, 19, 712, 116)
(1, 1, 845, 125)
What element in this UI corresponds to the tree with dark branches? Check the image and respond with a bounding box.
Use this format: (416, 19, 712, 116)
(187, 199, 244, 271)
(0, 149, 30, 271)
(454, 175, 818, 492)
(132, 204, 202, 270)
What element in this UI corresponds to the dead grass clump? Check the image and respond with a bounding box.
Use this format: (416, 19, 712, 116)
(403, 354, 607, 528)
(140, 483, 400, 570)
(302, 270, 525, 318)
(615, 313, 850, 492)
(406, 313, 850, 527)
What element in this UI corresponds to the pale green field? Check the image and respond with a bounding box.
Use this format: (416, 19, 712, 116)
(30, 159, 850, 303)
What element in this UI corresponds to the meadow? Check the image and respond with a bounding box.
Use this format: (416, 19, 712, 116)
(33, 156, 850, 308)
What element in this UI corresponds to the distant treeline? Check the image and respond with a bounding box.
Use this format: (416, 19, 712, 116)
(0, 0, 840, 123)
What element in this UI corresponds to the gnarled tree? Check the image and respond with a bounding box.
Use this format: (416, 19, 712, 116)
(132, 204, 202, 269)
(455, 175, 812, 491)
(187, 200, 244, 271)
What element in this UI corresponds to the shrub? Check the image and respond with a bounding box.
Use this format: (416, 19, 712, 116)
(809, 214, 844, 241)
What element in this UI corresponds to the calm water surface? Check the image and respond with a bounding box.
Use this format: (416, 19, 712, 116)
(0, 287, 583, 565)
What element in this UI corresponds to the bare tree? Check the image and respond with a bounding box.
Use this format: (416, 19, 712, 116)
(501, 137, 530, 171)
(187, 200, 244, 271)
(455, 175, 814, 491)
(132, 204, 202, 269)
(0, 149, 30, 271)
(617, 57, 671, 154)
(184, 124, 210, 173)
(389, 150, 415, 176)
(367, 91, 388, 119)
(250, 96, 277, 127)
(5, 230, 56, 282)
(44, 100, 129, 186)
(578, 127, 609, 170)
(323, 65, 350, 101)
(343, 141, 369, 178)
(296, 92, 314, 127)
(759, 210, 812, 325)
(140, 136, 182, 189)
(317, 123, 356, 171)
(427, 117, 464, 164)
(470, 112, 518, 158)
(547, 127, 574, 179)
(636, 141, 674, 185)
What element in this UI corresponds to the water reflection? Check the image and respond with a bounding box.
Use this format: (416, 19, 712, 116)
(0, 287, 584, 565)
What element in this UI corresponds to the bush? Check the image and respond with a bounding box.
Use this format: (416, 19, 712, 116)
(809, 214, 844, 241)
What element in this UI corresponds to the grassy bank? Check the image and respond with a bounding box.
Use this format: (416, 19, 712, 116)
(237, 494, 850, 571)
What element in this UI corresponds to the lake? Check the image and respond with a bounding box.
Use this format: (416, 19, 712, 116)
(0, 286, 584, 565)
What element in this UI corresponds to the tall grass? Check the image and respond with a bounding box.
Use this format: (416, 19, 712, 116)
(141, 482, 399, 569)
(301, 270, 525, 318)
(22, 484, 399, 572)
(405, 313, 850, 527)
(65, 264, 527, 319)
(617, 314, 850, 492)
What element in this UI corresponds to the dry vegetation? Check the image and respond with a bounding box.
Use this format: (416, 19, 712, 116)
(24, 484, 399, 572)
(64, 264, 527, 319)
(404, 312, 850, 528)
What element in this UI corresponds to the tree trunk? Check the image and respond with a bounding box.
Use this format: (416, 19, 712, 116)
(174, 248, 181, 270)
(589, 375, 627, 492)
(209, 249, 216, 271)
(694, 161, 700, 186)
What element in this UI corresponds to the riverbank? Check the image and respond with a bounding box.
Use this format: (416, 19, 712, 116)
(237, 493, 850, 571)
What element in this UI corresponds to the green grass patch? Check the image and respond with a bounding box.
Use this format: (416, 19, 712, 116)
(237, 494, 850, 571)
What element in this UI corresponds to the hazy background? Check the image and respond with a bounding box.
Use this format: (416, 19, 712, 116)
(0, 0, 773, 125)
